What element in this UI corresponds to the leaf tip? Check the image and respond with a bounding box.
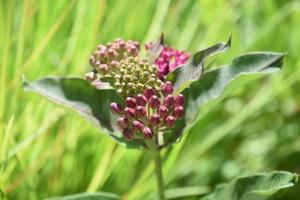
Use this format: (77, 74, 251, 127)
(227, 34, 232, 47)
(22, 74, 30, 91)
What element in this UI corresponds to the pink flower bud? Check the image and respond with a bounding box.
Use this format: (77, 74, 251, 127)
(122, 128, 133, 140)
(110, 102, 123, 115)
(106, 42, 112, 48)
(135, 94, 147, 106)
(117, 117, 129, 129)
(99, 64, 108, 71)
(98, 49, 106, 57)
(161, 81, 174, 96)
(132, 120, 144, 132)
(114, 38, 123, 43)
(125, 97, 136, 108)
(149, 95, 161, 109)
(163, 95, 174, 107)
(119, 40, 125, 48)
(165, 115, 175, 128)
(111, 60, 119, 67)
(143, 88, 156, 100)
(84, 72, 96, 82)
(124, 107, 135, 118)
(158, 106, 168, 118)
(174, 94, 184, 107)
(173, 106, 184, 119)
(149, 113, 160, 126)
(107, 48, 115, 56)
(136, 106, 146, 117)
(142, 127, 153, 139)
(97, 44, 106, 50)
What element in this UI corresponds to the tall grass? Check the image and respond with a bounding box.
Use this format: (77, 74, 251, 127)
(1, 0, 300, 199)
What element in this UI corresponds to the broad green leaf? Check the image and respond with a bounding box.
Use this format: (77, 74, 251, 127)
(23, 76, 146, 149)
(168, 37, 231, 94)
(201, 171, 298, 200)
(46, 192, 120, 200)
(185, 51, 285, 122)
(163, 52, 285, 146)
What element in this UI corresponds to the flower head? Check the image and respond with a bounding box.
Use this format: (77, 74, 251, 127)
(146, 43, 190, 79)
(87, 38, 162, 97)
(87, 38, 186, 142)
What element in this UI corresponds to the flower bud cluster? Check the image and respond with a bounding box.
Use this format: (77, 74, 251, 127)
(89, 38, 140, 75)
(106, 56, 162, 97)
(146, 44, 190, 79)
(110, 82, 184, 140)
(86, 38, 162, 97)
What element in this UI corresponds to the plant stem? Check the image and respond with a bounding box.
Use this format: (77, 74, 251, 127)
(153, 149, 165, 200)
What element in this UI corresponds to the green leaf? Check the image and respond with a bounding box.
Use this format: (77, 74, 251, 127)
(201, 171, 298, 200)
(185, 51, 285, 122)
(46, 192, 120, 200)
(163, 52, 285, 146)
(23, 76, 146, 149)
(168, 36, 231, 94)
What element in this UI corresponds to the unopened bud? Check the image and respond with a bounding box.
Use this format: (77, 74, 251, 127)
(124, 107, 135, 118)
(174, 94, 184, 106)
(99, 64, 108, 71)
(117, 117, 129, 129)
(143, 88, 156, 99)
(165, 115, 175, 128)
(125, 97, 136, 108)
(122, 128, 133, 140)
(158, 106, 168, 118)
(142, 127, 153, 139)
(149, 95, 161, 109)
(163, 95, 174, 107)
(111, 60, 119, 67)
(132, 120, 144, 132)
(149, 114, 160, 126)
(110, 102, 123, 115)
(85, 72, 97, 82)
(161, 81, 174, 96)
(136, 106, 146, 117)
(173, 106, 184, 119)
(136, 94, 147, 106)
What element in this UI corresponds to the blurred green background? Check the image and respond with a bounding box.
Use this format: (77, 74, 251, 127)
(1, 0, 300, 199)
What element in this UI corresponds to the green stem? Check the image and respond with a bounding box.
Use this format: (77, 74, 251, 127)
(153, 149, 165, 200)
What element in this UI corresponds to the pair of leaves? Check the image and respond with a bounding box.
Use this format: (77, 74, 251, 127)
(23, 38, 285, 149)
(45, 171, 297, 200)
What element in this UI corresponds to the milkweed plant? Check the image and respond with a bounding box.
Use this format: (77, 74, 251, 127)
(24, 35, 298, 200)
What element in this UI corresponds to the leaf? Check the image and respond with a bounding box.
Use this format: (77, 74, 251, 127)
(185, 51, 285, 122)
(201, 171, 298, 200)
(46, 192, 120, 200)
(146, 34, 164, 63)
(163, 52, 285, 146)
(168, 36, 231, 94)
(23, 76, 146, 149)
